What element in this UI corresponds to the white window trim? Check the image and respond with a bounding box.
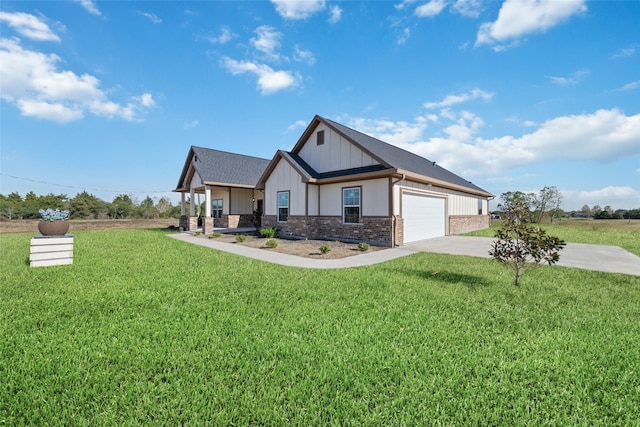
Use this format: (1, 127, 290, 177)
(342, 187, 361, 224)
(277, 191, 289, 222)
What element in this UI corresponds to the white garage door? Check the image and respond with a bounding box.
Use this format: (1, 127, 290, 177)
(402, 193, 445, 243)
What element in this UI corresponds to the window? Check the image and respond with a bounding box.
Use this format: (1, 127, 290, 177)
(277, 191, 289, 222)
(212, 199, 223, 218)
(343, 187, 360, 224)
(478, 199, 483, 215)
(317, 130, 324, 146)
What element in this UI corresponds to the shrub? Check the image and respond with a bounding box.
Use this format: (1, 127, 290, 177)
(489, 199, 566, 286)
(358, 242, 370, 251)
(211, 232, 222, 238)
(194, 231, 201, 236)
(319, 244, 331, 254)
(265, 239, 278, 248)
(236, 234, 247, 243)
(260, 227, 278, 239)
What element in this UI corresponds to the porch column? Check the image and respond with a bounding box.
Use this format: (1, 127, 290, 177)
(179, 192, 188, 230)
(187, 188, 197, 231)
(204, 185, 212, 217)
(203, 185, 213, 235)
(189, 188, 195, 216)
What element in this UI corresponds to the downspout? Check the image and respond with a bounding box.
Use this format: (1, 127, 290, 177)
(390, 174, 405, 247)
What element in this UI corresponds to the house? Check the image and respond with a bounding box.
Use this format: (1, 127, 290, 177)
(175, 115, 494, 246)
(255, 115, 494, 246)
(173, 146, 270, 234)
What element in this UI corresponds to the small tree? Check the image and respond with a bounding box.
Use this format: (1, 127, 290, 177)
(489, 199, 566, 286)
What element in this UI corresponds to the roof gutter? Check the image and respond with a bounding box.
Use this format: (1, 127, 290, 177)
(397, 169, 494, 198)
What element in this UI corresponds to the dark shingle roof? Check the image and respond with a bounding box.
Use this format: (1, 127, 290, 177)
(287, 152, 389, 179)
(180, 146, 270, 188)
(316, 116, 490, 195)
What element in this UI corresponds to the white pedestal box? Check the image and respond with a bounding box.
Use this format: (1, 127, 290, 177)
(30, 234, 74, 267)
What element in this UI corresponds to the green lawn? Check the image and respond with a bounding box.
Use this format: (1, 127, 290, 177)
(1, 228, 639, 425)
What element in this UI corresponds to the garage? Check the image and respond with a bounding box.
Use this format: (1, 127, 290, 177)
(402, 192, 446, 243)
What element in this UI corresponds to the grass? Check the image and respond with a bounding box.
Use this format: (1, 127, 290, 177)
(1, 227, 639, 425)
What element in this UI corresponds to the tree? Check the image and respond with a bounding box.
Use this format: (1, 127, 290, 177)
(111, 194, 134, 219)
(1, 192, 24, 219)
(497, 191, 535, 221)
(156, 197, 171, 216)
(136, 196, 159, 219)
(530, 186, 563, 223)
(489, 199, 566, 286)
(69, 191, 108, 219)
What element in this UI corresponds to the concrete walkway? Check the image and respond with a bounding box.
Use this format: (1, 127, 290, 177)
(169, 234, 640, 276)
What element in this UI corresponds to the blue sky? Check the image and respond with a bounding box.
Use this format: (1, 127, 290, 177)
(1, 0, 639, 211)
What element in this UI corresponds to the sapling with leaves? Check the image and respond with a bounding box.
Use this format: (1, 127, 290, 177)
(489, 198, 566, 286)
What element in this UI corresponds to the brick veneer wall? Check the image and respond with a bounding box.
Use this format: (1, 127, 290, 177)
(262, 215, 394, 246)
(449, 215, 490, 235)
(227, 214, 255, 228)
(179, 215, 189, 230)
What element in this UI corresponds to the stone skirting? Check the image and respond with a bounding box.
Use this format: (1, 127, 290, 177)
(394, 216, 404, 246)
(449, 215, 490, 235)
(188, 216, 198, 232)
(262, 215, 394, 246)
(213, 214, 255, 229)
(202, 217, 214, 235)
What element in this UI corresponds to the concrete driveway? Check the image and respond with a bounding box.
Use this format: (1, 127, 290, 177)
(405, 236, 640, 276)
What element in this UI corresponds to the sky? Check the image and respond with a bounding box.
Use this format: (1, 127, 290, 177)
(1, 0, 639, 212)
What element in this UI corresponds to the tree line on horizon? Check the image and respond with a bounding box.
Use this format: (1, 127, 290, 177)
(492, 187, 640, 221)
(1, 189, 639, 221)
(0, 191, 184, 220)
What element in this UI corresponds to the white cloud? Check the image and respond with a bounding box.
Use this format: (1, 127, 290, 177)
(611, 47, 635, 59)
(221, 57, 300, 94)
(395, 0, 416, 11)
(0, 38, 154, 122)
(547, 70, 588, 85)
(397, 27, 411, 45)
(343, 116, 430, 146)
(74, 0, 102, 16)
(619, 81, 640, 91)
(138, 11, 162, 24)
(0, 11, 60, 42)
(429, 109, 639, 176)
(577, 186, 639, 200)
(343, 107, 640, 179)
(287, 119, 308, 131)
(293, 45, 315, 65)
(251, 25, 283, 61)
(208, 26, 237, 44)
(562, 186, 640, 210)
(415, 0, 448, 17)
(328, 6, 342, 23)
(184, 120, 199, 129)
(452, 0, 482, 18)
(476, 0, 587, 49)
(271, 0, 326, 20)
(424, 88, 493, 109)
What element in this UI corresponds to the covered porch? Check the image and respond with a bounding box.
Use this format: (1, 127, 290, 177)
(176, 185, 263, 235)
(173, 146, 270, 235)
